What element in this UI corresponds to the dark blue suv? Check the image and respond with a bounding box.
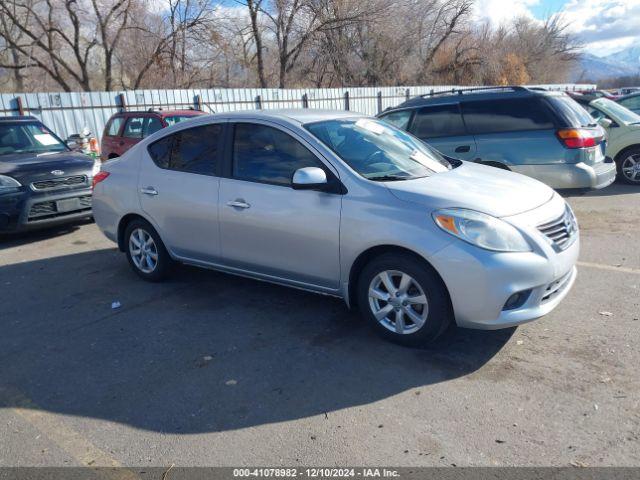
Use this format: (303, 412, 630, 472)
(0, 116, 97, 233)
(378, 86, 616, 190)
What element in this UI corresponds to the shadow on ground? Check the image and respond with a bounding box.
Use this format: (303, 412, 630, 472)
(0, 248, 514, 433)
(0, 218, 93, 248)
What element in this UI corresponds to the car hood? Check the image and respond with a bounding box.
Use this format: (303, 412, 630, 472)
(0, 151, 95, 184)
(385, 161, 554, 218)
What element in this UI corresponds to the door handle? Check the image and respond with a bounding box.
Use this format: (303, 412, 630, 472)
(140, 186, 158, 196)
(227, 200, 250, 209)
(455, 145, 471, 153)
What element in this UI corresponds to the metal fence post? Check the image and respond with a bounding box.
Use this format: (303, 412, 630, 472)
(344, 91, 350, 111)
(302, 93, 309, 108)
(117, 93, 126, 112)
(194, 94, 203, 111)
(377, 91, 383, 114)
(15, 96, 24, 116)
(255, 95, 262, 109)
(405, 89, 410, 101)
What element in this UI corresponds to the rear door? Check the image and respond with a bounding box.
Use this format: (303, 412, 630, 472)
(408, 104, 477, 160)
(461, 97, 560, 167)
(138, 122, 224, 262)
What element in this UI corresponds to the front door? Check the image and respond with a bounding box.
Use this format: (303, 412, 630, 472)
(218, 122, 341, 290)
(409, 104, 478, 160)
(138, 122, 224, 262)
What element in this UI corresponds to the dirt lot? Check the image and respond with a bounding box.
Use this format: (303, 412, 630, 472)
(0, 183, 638, 467)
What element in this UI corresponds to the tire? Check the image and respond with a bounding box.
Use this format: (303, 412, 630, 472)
(615, 147, 640, 185)
(123, 219, 172, 281)
(356, 252, 453, 347)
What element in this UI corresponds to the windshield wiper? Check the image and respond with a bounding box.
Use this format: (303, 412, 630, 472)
(368, 174, 422, 182)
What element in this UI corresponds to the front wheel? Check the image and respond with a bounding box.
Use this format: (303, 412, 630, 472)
(357, 252, 453, 346)
(124, 219, 172, 281)
(616, 148, 640, 185)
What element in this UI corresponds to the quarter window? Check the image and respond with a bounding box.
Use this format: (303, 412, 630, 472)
(462, 98, 555, 134)
(411, 104, 467, 138)
(106, 117, 123, 136)
(147, 124, 222, 175)
(232, 123, 324, 186)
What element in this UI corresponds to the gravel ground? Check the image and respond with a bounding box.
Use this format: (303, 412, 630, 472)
(0, 182, 638, 467)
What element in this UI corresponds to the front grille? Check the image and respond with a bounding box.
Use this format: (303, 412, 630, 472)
(31, 175, 87, 191)
(537, 208, 577, 251)
(542, 270, 573, 303)
(27, 195, 92, 221)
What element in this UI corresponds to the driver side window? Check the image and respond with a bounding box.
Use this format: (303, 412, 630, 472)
(232, 123, 324, 186)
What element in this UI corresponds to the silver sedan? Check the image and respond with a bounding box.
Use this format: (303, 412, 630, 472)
(92, 109, 579, 346)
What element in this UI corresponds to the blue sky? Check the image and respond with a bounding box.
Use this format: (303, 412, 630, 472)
(474, 0, 640, 57)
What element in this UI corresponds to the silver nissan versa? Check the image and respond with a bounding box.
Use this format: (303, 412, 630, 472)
(92, 110, 579, 346)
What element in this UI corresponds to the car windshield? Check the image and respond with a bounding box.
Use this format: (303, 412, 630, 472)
(305, 118, 452, 181)
(547, 96, 597, 128)
(593, 98, 640, 125)
(0, 122, 67, 156)
(164, 115, 197, 126)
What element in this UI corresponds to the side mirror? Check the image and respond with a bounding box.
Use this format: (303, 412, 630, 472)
(598, 117, 615, 128)
(292, 167, 328, 190)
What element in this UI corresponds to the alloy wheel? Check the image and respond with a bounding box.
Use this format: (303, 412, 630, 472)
(368, 270, 429, 335)
(129, 228, 158, 274)
(622, 154, 640, 183)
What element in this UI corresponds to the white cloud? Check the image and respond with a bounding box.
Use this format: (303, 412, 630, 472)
(473, 0, 540, 26)
(555, 0, 640, 56)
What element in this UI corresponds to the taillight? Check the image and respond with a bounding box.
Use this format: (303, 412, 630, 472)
(92, 171, 110, 189)
(556, 128, 603, 149)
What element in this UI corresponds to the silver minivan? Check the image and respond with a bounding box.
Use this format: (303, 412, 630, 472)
(92, 110, 579, 346)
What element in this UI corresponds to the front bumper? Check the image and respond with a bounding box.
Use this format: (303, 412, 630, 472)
(511, 160, 616, 190)
(0, 188, 93, 233)
(428, 194, 580, 329)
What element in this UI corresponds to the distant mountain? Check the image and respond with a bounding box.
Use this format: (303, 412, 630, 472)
(607, 46, 640, 67)
(571, 53, 637, 82)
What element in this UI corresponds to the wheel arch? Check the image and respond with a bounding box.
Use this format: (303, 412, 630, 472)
(117, 213, 148, 252)
(614, 143, 640, 163)
(347, 244, 451, 311)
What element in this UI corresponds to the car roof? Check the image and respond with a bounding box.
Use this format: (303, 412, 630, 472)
(386, 86, 564, 111)
(116, 109, 206, 117)
(212, 109, 365, 125)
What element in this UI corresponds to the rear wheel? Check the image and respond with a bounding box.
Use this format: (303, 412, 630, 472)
(357, 252, 453, 346)
(124, 219, 172, 281)
(616, 148, 640, 184)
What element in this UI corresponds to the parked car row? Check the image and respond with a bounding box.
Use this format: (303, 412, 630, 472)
(2, 87, 638, 347)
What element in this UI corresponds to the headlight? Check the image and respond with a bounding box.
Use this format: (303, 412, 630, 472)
(432, 208, 531, 252)
(0, 175, 21, 193)
(91, 160, 101, 177)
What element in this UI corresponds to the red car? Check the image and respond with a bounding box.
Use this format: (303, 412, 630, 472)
(100, 109, 207, 161)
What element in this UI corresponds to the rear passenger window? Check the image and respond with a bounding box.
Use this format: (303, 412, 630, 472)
(144, 117, 162, 137)
(106, 117, 123, 136)
(462, 99, 555, 134)
(122, 117, 145, 138)
(233, 123, 323, 186)
(380, 110, 412, 130)
(147, 124, 222, 175)
(411, 104, 466, 138)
